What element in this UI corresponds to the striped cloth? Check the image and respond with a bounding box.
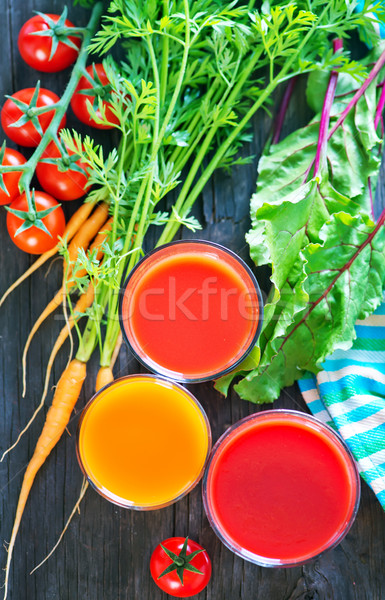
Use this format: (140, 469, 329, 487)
(298, 301, 385, 511)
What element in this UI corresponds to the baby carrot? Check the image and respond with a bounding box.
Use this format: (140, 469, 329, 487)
(0, 201, 96, 307)
(21, 213, 111, 396)
(2, 358, 87, 600)
(1, 284, 95, 462)
(95, 366, 114, 392)
(95, 330, 122, 392)
(63, 202, 109, 274)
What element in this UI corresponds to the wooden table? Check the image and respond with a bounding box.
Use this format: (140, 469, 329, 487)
(1, 1, 385, 598)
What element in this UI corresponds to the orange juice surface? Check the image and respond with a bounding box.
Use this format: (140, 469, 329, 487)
(77, 376, 210, 508)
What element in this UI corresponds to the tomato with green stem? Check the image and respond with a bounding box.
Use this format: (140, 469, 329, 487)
(70, 63, 119, 129)
(0, 146, 27, 205)
(18, 9, 81, 73)
(150, 537, 211, 597)
(1, 84, 66, 147)
(6, 190, 65, 254)
(36, 139, 90, 201)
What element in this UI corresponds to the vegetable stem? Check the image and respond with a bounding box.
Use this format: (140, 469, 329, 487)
(329, 47, 385, 138)
(374, 79, 385, 130)
(17, 3, 104, 196)
(271, 76, 298, 146)
(160, 0, 170, 105)
(100, 0, 192, 366)
(311, 38, 343, 180)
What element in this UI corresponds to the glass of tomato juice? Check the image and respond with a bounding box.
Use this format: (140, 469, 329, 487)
(202, 410, 360, 567)
(119, 240, 263, 382)
(76, 375, 211, 510)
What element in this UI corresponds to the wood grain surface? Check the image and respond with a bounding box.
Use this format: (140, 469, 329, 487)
(1, 1, 385, 599)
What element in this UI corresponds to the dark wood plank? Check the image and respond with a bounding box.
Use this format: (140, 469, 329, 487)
(1, 2, 385, 599)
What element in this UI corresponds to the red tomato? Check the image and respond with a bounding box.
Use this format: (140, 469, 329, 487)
(71, 64, 119, 130)
(18, 13, 81, 72)
(36, 140, 89, 201)
(150, 537, 211, 598)
(1, 87, 66, 147)
(6, 191, 65, 254)
(0, 147, 27, 205)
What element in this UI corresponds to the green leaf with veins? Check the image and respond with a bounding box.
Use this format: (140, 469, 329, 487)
(229, 213, 385, 403)
(215, 41, 384, 402)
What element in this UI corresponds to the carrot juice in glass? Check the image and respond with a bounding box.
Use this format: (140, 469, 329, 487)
(119, 240, 263, 382)
(203, 410, 360, 567)
(76, 375, 211, 509)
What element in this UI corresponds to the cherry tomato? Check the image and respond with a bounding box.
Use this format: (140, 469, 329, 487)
(36, 140, 89, 201)
(18, 13, 81, 72)
(71, 63, 119, 130)
(150, 537, 211, 598)
(1, 87, 66, 147)
(0, 147, 27, 205)
(6, 191, 65, 254)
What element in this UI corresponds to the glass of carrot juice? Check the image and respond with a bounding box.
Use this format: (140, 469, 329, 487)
(76, 375, 211, 510)
(203, 410, 360, 567)
(119, 240, 263, 383)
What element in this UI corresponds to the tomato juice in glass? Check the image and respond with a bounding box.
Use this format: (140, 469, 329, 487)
(119, 240, 263, 382)
(203, 410, 360, 567)
(76, 375, 211, 510)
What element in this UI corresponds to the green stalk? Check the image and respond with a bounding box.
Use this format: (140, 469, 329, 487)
(17, 3, 104, 195)
(156, 45, 265, 245)
(160, 0, 170, 104)
(125, 0, 191, 272)
(76, 283, 109, 363)
(105, 119, 129, 335)
(99, 0, 192, 367)
(99, 34, 162, 366)
(157, 4, 331, 244)
(169, 77, 223, 170)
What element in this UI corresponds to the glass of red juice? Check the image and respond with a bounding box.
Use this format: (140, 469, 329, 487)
(119, 240, 263, 382)
(202, 410, 360, 567)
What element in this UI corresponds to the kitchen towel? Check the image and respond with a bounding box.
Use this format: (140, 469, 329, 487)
(298, 301, 385, 511)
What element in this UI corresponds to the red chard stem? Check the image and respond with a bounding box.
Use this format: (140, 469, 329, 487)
(328, 47, 385, 139)
(374, 79, 385, 130)
(305, 39, 343, 183)
(304, 39, 342, 182)
(271, 76, 298, 145)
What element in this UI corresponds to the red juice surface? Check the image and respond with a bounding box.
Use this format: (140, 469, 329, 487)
(204, 412, 359, 564)
(120, 242, 261, 380)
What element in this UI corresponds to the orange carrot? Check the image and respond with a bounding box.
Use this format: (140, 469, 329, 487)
(0, 201, 96, 308)
(63, 202, 109, 274)
(2, 358, 87, 600)
(21, 214, 111, 396)
(75, 216, 113, 280)
(1, 285, 95, 462)
(95, 367, 114, 392)
(95, 330, 122, 392)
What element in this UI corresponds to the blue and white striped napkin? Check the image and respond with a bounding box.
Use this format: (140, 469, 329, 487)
(298, 301, 385, 511)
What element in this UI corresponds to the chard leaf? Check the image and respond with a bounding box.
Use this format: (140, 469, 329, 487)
(228, 213, 385, 403)
(245, 64, 381, 331)
(216, 57, 385, 403)
(251, 107, 378, 227)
